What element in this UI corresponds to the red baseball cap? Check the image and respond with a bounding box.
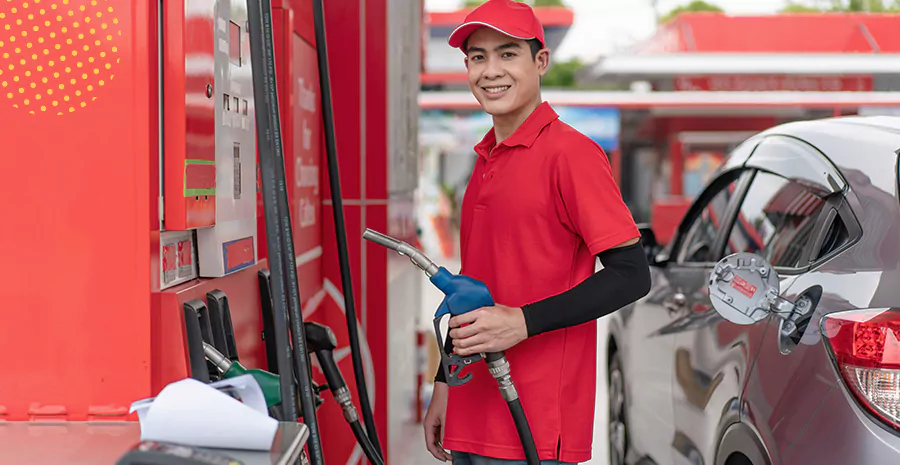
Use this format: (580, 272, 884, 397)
(448, 0, 545, 53)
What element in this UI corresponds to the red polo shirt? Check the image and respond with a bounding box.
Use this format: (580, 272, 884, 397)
(441, 102, 639, 463)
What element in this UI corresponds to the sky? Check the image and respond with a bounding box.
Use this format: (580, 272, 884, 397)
(425, 0, 819, 61)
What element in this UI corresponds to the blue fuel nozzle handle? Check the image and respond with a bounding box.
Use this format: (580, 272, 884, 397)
(428, 267, 495, 386)
(430, 267, 495, 318)
(360, 229, 494, 386)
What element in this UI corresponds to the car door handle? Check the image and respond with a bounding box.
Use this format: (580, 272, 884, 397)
(664, 293, 687, 313)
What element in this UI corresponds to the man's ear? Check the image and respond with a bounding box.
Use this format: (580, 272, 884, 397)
(464, 56, 469, 70)
(536, 49, 551, 76)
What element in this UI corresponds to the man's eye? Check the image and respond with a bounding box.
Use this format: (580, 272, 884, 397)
(502, 52, 516, 58)
(470, 55, 484, 61)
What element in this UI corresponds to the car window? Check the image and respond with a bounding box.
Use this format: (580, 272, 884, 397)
(724, 171, 827, 269)
(812, 209, 851, 263)
(677, 178, 741, 264)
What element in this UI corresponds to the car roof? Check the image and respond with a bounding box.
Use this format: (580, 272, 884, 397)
(753, 115, 900, 171)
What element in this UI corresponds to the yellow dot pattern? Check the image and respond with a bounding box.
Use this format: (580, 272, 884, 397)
(0, 0, 120, 115)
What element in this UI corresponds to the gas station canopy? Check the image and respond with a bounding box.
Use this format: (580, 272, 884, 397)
(582, 12, 900, 89)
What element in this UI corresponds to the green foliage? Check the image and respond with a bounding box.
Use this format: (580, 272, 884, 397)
(660, 1, 724, 23)
(780, 2, 822, 12)
(542, 58, 582, 88)
(842, 0, 888, 11)
(781, 0, 900, 12)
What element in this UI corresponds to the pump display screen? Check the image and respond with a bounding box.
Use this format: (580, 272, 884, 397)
(229, 21, 241, 66)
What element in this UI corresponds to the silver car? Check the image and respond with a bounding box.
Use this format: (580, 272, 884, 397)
(606, 116, 900, 465)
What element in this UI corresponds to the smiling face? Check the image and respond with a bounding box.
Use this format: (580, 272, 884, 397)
(464, 27, 549, 121)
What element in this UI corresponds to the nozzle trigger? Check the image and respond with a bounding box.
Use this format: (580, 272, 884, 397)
(433, 315, 481, 386)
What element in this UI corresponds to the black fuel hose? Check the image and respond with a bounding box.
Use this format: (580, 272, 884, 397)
(244, 0, 297, 423)
(483, 352, 540, 465)
(314, 351, 386, 465)
(246, 0, 325, 464)
(508, 398, 539, 465)
(350, 420, 385, 465)
(305, 322, 385, 464)
(311, 0, 383, 456)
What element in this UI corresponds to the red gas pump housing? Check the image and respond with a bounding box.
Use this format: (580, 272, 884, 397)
(0, 1, 421, 463)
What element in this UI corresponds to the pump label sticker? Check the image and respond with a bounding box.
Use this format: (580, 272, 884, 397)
(162, 244, 177, 285)
(730, 276, 757, 299)
(223, 237, 255, 274)
(177, 240, 194, 278)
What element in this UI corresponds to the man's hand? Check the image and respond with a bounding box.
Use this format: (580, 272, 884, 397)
(447, 304, 528, 356)
(424, 382, 453, 462)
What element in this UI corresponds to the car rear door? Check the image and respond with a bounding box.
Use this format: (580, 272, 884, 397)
(726, 135, 860, 464)
(666, 133, 850, 465)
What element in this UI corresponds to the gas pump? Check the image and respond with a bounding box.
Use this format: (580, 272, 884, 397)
(160, 0, 258, 289)
(1, 0, 408, 462)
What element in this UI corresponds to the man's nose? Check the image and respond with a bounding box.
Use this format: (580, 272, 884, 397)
(483, 56, 505, 79)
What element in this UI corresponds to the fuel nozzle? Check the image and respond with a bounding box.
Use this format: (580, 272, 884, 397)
(304, 321, 359, 423)
(363, 229, 440, 277)
(203, 343, 282, 409)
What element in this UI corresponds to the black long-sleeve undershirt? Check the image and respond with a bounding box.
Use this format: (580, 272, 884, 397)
(433, 242, 651, 384)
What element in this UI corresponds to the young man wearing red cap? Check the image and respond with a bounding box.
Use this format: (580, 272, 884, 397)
(422, 1, 652, 464)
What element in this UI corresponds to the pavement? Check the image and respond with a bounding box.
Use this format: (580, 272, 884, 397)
(396, 257, 611, 465)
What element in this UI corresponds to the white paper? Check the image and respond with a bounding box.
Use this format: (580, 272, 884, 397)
(208, 374, 269, 415)
(129, 377, 278, 451)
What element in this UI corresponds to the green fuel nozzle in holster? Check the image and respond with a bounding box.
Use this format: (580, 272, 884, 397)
(203, 342, 282, 408)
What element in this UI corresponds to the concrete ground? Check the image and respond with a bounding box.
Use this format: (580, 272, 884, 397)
(397, 259, 611, 465)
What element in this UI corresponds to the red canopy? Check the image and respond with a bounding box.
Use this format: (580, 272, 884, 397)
(637, 12, 900, 54)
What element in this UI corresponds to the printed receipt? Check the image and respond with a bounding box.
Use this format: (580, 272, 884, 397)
(129, 375, 278, 451)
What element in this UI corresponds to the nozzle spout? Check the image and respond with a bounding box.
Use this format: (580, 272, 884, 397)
(362, 229, 403, 250)
(363, 228, 440, 277)
(203, 342, 233, 374)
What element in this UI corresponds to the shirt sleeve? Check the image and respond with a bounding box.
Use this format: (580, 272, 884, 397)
(554, 138, 640, 255)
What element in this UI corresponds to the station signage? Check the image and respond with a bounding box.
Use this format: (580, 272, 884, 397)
(674, 75, 873, 92)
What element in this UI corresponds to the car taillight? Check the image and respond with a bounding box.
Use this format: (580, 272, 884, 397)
(821, 308, 900, 431)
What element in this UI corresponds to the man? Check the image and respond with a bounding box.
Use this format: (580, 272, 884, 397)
(423, 1, 652, 464)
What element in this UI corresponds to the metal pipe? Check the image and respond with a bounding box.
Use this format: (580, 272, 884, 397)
(203, 342, 233, 373)
(363, 229, 440, 277)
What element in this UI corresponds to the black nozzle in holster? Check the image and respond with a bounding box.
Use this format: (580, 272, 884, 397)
(303, 322, 383, 465)
(303, 322, 357, 423)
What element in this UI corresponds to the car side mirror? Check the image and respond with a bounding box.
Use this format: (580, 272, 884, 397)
(708, 253, 812, 333)
(637, 223, 663, 265)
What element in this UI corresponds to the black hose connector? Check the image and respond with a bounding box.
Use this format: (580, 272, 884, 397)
(484, 352, 540, 465)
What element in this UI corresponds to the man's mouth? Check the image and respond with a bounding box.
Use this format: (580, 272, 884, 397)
(482, 85, 511, 95)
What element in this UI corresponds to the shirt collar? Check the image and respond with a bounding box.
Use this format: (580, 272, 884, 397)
(474, 102, 558, 157)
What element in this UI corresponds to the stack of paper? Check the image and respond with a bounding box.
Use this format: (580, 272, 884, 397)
(129, 375, 278, 451)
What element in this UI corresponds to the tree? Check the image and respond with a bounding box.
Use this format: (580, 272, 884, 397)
(840, 0, 888, 11)
(780, 2, 823, 12)
(463, 0, 566, 7)
(541, 57, 583, 88)
(783, 0, 900, 11)
(660, 1, 724, 23)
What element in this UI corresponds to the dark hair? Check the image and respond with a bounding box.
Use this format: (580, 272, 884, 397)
(463, 37, 543, 60)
